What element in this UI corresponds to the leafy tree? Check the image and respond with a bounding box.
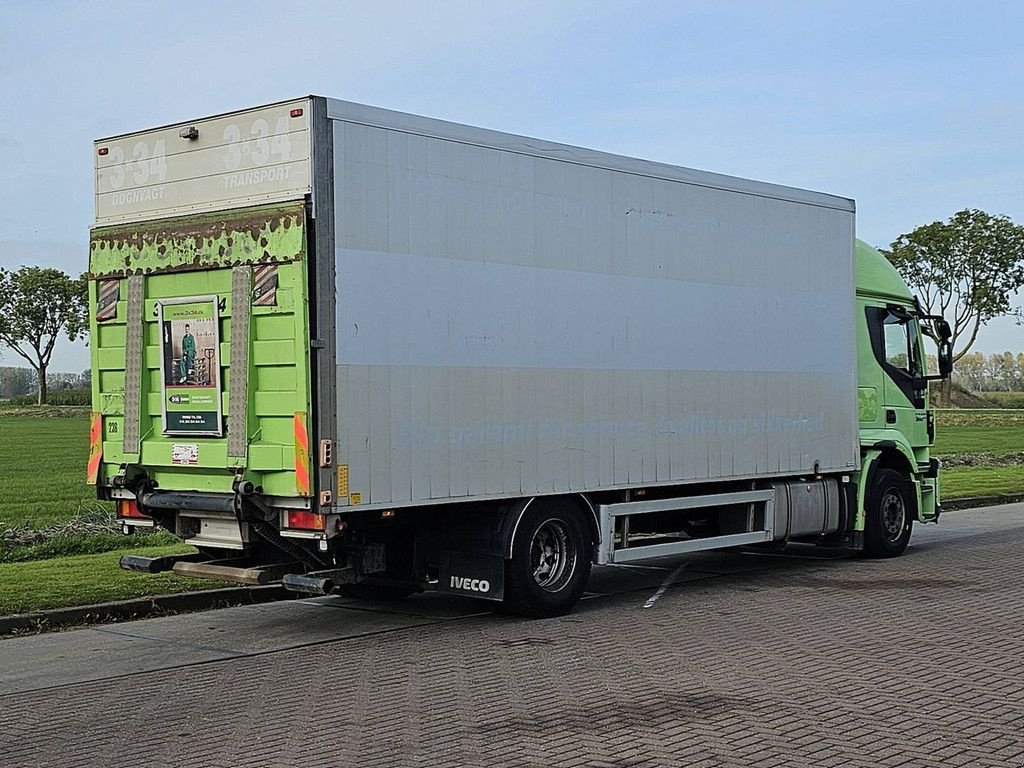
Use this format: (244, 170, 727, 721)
(883, 209, 1024, 363)
(953, 351, 984, 391)
(0, 267, 88, 405)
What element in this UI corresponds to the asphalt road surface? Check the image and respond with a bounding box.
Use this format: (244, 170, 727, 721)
(2, 504, 1023, 767)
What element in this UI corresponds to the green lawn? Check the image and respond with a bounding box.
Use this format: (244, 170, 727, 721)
(941, 465, 1024, 501)
(932, 409, 1024, 459)
(0, 415, 109, 528)
(0, 543, 212, 616)
(932, 426, 1024, 457)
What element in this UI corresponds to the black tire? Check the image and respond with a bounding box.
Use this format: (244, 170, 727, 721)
(502, 501, 592, 618)
(863, 468, 914, 558)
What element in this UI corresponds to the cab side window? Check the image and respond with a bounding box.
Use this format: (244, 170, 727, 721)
(866, 305, 925, 407)
(883, 316, 912, 373)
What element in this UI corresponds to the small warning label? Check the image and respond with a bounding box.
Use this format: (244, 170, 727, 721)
(171, 443, 200, 465)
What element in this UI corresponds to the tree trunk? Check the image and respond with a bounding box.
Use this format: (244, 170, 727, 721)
(37, 365, 47, 406)
(940, 377, 952, 406)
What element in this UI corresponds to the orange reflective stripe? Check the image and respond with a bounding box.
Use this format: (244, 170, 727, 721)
(294, 411, 311, 496)
(86, 412, 103, 485)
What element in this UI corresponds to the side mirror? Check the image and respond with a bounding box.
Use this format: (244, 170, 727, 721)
(938, 340, 953, 377)
(932, 318, 953, 377)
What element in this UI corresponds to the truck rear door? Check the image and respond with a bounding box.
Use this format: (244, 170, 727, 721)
(88, 100, 317, 509)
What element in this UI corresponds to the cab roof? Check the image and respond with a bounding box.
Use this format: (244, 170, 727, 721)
(855, 239, 913, 302)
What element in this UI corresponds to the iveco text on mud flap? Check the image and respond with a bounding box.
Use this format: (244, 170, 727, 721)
(90, 96, 952, 618)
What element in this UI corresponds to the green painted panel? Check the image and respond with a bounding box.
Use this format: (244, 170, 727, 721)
(99, 392, 124, 415)
(98, 323, 126, 346)
(148, 470, 237, 493)
(858, 387, 878, 422)
(260, 416, 295, 444)
(100, 370, 125, 390)
(101, 439, 124, 464)
(96, 347, 126, 371)
(253, 340, 295, 364)
(254, 313, 298, 341)
(103, 417, 124, 438)
(260, 471, 300, 496)
(249, 444, 286, 470)
(255, 365, 296, 390)
(89, 203, 312, 498)
(254, 391, 299, 417)
(89, 201, 306, 278)
(142, 440, 229, 468)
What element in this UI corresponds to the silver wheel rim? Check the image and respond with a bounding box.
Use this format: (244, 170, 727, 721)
(530, 518, 577, 593)
(880, 488, 906, 543)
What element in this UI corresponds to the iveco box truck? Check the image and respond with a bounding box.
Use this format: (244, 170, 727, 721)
(88, 97, 952, 616)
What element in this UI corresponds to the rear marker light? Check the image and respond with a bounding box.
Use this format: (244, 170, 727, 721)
(97, 147, 109, 156)
(290, 108, 304, 118)
(287, 510, 325, 530)
(117, 499, 147, 519)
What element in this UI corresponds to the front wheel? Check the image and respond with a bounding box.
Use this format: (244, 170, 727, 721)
(503, 501, 592, 618)
(863, 468, 914, 558)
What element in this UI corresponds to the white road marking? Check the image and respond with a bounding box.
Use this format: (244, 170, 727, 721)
(642, 564, 687, 609)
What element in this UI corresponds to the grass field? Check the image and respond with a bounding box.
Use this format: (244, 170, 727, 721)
(941, 465, 1024, 500)
(933, 410, 1024, 458)
(0, 543, 208, 616)
(0, 415, 108, 528)
(0, 413, 199, 614)
(932, 410, 1024, 498)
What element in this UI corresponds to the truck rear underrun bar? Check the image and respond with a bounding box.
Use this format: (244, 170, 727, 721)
(140, 492, 236, 514)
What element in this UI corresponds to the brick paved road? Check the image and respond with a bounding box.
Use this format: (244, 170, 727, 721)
(1, 506, 1024, 767)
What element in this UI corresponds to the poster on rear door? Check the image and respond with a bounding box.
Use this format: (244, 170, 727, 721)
(158, 296, 223, 436)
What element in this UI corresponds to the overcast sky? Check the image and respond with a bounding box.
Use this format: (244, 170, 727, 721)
(1, 0, 1022, 371)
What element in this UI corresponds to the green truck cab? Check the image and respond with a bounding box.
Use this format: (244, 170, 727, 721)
(854, 240, 953, 555)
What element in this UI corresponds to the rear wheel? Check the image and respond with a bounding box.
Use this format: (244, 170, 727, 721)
(503, 501, 592, 618)
(863, 468, 914, 557)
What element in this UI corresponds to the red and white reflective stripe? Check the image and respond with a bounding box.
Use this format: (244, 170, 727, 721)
(96, 278, 120, 321)
(252, 264, 279, 306)
(294, 412, 311, 496)
(87, 412, 103, 485)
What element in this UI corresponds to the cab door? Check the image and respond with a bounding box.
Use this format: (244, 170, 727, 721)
(877, 310, 930, 451)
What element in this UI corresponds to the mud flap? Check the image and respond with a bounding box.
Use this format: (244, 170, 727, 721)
(437, 551, 505, 601)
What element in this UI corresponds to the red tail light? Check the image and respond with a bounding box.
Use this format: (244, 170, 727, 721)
(286, 510, 325, 530)
(117, 499, 148, 519)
